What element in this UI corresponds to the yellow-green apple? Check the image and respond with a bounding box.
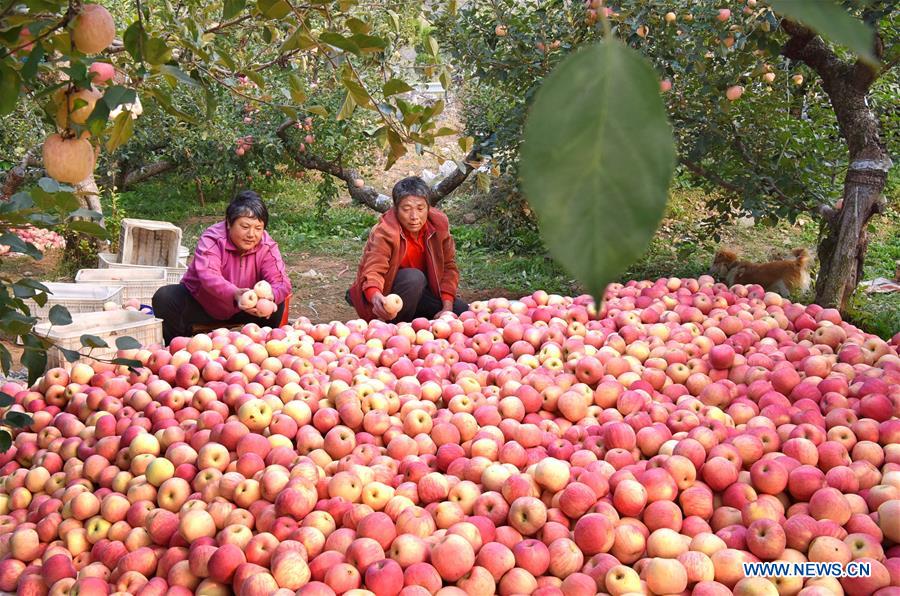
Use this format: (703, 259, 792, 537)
(508, 497, 547, 536)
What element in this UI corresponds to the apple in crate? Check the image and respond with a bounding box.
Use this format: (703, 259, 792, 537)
(103, 301, 121, 311)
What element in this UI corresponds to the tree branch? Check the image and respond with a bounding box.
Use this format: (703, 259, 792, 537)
(120, 161, 176, 189)
(276, 119, 478, 212)
(1, 149, 42, 201)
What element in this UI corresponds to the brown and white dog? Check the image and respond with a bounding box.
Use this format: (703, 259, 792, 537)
(710, 247, 811, 296)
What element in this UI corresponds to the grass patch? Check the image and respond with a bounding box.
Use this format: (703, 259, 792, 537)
(453, 225, 579, 297)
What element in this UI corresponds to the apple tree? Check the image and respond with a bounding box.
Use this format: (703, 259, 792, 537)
(0, 0, 476, 392)
(440, 0, 897, 310)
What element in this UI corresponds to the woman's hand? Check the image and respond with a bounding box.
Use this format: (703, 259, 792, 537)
(234, 287, 250, 306)
(370, 292, 393, 321)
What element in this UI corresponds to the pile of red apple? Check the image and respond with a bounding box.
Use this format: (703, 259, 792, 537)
(0, 276, 898, 596)
(0, 227, 65, 256)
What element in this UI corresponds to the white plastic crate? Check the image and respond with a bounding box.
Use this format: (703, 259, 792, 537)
(23, 282, 123, 321)
(119, 218, 183, 268)
(99, 252, 187, 284)
(33, 310, 162, 370)
(75, 267, 167, 305)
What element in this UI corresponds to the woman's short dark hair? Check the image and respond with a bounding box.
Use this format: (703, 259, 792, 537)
(392, 176, 432, 208)
(226, 190, 269, 228)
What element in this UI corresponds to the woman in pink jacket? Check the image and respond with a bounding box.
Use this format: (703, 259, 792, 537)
(152, 191, 292, 344)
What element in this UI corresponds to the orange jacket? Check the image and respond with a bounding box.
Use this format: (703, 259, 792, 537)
(349, 208, 460, 321)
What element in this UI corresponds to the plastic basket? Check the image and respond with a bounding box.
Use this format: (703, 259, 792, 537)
(98, 252, 187, 284)
(23, 282, 124, 321)
(75, 268, 168, 304)
(33, 310, 163, 370)
(119, 218, 182, 268)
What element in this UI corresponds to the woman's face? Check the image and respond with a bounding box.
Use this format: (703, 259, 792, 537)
(228, 216, 265, 252)
(396, 195, 429, 235)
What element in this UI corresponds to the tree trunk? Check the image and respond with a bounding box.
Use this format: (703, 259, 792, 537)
(815, 157, 889, 310)
(782, 20, 891, 311)
(64, 174, 108, 265)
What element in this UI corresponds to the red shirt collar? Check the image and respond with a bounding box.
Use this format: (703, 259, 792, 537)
(400, 220, 433, 242)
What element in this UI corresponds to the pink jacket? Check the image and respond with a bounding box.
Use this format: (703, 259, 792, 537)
(181, 222, 292, 320)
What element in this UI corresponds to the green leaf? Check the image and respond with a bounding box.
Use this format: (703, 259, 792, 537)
(281, 28, 316, 52)
(4, 411, 32, 429)
(306, 105, 328, 117)
(0, 345, 11, 375)
(48, 305, 72, 326)
(111, 357, 142, 368)
(383, 79, 413, 97)
(336, 92, 356, 121)
(386, 10, 400, 34)
(37, 178, 60, 193)
(385, 129, 407, 170)
(144, 88, 200, 124)
(0, 392, 13, 408)
(426, 36, 439, 59)
(0, 432, 10, 453)
(21, 43, 44, 80)
(0, 311, 37, 337)
(346, 18, 371, 35)
(80, 334, 108, 348)
(0, 233, 41, 259)
(769, 0, 877, 66)
(320, 32, 361, 56)
(288, 72, 306, 104)
(59, 347, 82, 363)
(158, 65, 199, 88)
(144, 38, 173, 65)
(223, 0, 246, 20)
(349, 34, 387, 53)
(21, 338, 45, 386)
(520, 41, 676, 302)
(67, 220, 110, 238)
(115, 336, 142, 350)
(123, 21, 147, 62)
(257, 0, 292, 19)
(106, 111, 135, 152)
(0, 62, 21, 116)
(244, 70, 265, 89)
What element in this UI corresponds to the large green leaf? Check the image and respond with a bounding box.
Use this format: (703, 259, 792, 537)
(769, 0, 877, 66)
(257, 0, 292, 19)
(80, 334, 108, 348)
(106, 112, 135, 152)
(21, 335, 45, 386)
(383, 79, 413, 97)
(223, 0, 246, 20)
(0, 62, 20, 116)
(115, 336, 142, 350)
(520, 41, 676, 301)
(48, 304, 72, 326)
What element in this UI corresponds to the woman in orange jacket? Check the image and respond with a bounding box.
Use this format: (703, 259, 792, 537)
(347, 176, 468, 322)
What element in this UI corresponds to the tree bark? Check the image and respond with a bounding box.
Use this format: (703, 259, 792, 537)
(1, 149, 41, 201)
(119, 161, 176, 190)
(275, 119, 479, 212)
(782, 20, 891, 310)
